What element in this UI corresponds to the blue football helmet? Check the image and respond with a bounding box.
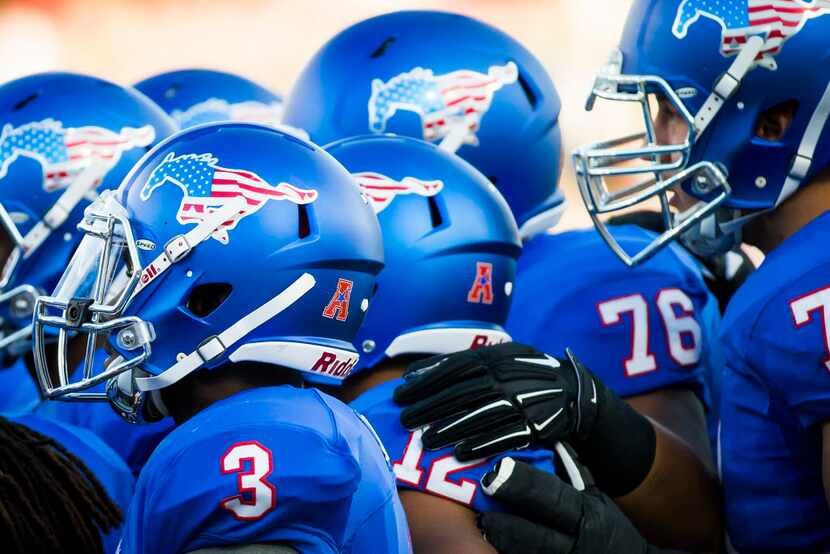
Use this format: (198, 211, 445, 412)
(0, 72, 175, 357)
(283, 10, 564, 239)
(325, 134, 520, 372)
(135, 68, 295, 132)
(573, 0, 830, 265)
(32, 123, 384, 423)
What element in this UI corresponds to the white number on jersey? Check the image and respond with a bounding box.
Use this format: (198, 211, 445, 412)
(790, 285, 830, 371)
(393, 429, 484, 505)
(220, 441, 276, 520)
(598, 288, 702, 376)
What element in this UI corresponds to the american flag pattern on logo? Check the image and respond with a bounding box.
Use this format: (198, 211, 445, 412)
(0, 119, 154, 191)
(673, 0, 830, 70)
(352, 171, 443, 213)
(170, 98, 285, 129)
(367, 62, 519, 146)
(139, 152, 318, 244)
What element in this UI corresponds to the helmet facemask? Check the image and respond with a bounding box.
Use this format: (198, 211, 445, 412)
(573, 39, 767, 265)
(32, 190, 152, 404)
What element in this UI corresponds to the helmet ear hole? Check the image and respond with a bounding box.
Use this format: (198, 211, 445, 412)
(755, 99, 799, 142)
(186, 283, 233, 318)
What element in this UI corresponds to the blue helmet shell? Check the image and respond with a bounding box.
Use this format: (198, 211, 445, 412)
(283, 10, 564, 238)
(135, 68, 284, 129)
(325, 134, 520, 372)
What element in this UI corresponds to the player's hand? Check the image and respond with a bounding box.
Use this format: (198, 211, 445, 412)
(477, 454, 685, 554)
(393, 342, 601, 461)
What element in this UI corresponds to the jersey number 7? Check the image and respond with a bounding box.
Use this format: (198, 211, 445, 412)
(597, 288, 702, 376)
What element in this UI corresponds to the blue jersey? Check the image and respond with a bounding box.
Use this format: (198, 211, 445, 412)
(719, 211, 830, 553)
(352, 378, 556, 512)
(0, 357, 40, 414)
(119, 386, 410, 554)
(35, 348, 175, 477)
(9, 413, 134, 554)
(508, 226, 716, 408)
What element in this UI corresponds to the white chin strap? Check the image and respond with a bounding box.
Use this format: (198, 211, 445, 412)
(694, 36, 764, 136)
(135, 272, 316, 392)
(777, 77, 830, 205)
(131, 198, 245, 298)
(21, 160, 109, 258)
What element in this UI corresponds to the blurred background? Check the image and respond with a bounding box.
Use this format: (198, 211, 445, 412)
(0, 0, 638, 229)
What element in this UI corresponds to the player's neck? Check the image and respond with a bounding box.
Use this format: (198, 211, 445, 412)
(330, 358, 410, 404)
(745, 174, 830, 254)
(162, 362, 304, 425)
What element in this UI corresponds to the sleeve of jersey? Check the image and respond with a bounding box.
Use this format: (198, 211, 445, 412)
(532, 272, 711, 400)
(359, 393, 555, 513)
(744, 283, 830, 429)
(119, 425, 361, 554)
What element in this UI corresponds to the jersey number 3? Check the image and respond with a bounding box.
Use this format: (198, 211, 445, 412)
(221, 441, 276, 521)
(597, 289, 702, 376)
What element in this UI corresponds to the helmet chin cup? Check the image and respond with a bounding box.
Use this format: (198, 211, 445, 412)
(575, 147, 731, 266)
(107, 367, 167, 425)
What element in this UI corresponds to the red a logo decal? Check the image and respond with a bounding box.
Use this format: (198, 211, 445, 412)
(467, 262, 494, 305)
(322, 278, 354, 321)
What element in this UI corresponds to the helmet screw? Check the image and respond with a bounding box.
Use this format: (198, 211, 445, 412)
(118, 328, 137, 349)
(693, 175, 712, 194)
(755, 176, 767, 188)
(737, 101, 745, 110)
(362, 340, 376, 353)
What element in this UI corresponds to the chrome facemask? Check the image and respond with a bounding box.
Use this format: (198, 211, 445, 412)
(32, 190, 154, 403)
(573, 40, 765, 266)
(0, 161, 109, 354)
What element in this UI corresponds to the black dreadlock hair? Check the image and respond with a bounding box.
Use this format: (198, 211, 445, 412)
(0, 416, 122, 553)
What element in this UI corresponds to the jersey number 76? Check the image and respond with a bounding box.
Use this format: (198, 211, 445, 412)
(597, 288, 702, 376)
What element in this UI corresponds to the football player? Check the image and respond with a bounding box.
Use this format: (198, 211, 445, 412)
(322, 133, 556, 553)
(0, 72, 177, 476)
(32, 122, 411, 553)
(565, 2, 830, 551)
(283, 10, 720, 550)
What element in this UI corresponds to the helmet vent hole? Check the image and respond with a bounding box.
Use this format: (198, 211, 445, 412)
(517, 73, 538, 109)
(297, 204, 311, 239)
(370, 37, 396, 59)
(487, 175, 499, 186)
(186, 283, 232, 318)
(427, 196, 443, 228)
(164, 84, 180, 99)
(13, 93, 39, 111)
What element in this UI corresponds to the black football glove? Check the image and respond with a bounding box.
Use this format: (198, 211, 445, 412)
(394, 343, 600, 461)
(394, 342, 656, 497)
(478, 453, 686, 554)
